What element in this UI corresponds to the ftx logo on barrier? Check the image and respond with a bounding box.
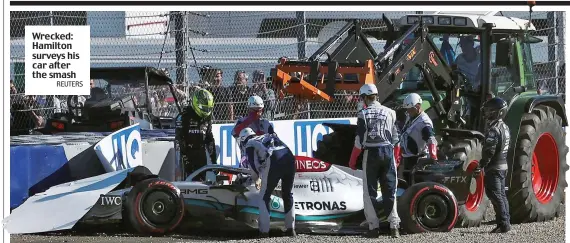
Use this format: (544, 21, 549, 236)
(293, 120, 351, 158)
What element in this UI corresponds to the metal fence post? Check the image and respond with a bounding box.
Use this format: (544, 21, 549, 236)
(547, 12, 557, 93)
(296, 11, 310, 118)
(296, 11, 307, 60)
(554, 12, 565, 93)
(173, 11, 187, 85)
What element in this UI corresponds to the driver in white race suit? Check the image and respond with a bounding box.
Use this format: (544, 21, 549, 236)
(232, 95, 275, 168)
(348, 84, 401, 238)
(238, 128, 296, 238)
(397, 93, 438, 179)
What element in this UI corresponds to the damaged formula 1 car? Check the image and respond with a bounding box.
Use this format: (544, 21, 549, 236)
(4, 155, 479, 236)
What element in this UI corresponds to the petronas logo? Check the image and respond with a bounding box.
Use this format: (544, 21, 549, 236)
(270, 196, 280, 210)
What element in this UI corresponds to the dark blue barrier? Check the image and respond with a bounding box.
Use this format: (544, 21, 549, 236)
(9, 129, 177, 209)
(10, 145, 69, 209)
(10, 144, 108, 210)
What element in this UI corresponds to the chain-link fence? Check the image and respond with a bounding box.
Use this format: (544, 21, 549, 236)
(9, 11, 566, 130)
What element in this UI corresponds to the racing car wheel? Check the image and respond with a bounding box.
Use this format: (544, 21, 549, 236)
(398, 181, 458, 234)
(124, 178, 185, 235)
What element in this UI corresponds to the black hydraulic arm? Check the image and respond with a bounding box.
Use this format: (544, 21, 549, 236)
(373, 22, 455, 116)
(308, 19, 379, 63)
(308, 21, 355, 62)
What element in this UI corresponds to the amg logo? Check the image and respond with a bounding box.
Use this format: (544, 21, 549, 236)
(444, 176, 467, 183)
(181, 188, 208, 195)
(100, 196, 122, 206)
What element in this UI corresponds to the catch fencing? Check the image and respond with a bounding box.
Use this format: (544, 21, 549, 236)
(9, 11, 566, 129)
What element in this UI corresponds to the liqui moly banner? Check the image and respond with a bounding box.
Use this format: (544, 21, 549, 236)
(94, 124, 143, 172)
(211, 118, 357, 167)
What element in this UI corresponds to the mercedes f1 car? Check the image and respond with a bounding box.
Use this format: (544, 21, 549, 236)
(69, 155, 477, 236)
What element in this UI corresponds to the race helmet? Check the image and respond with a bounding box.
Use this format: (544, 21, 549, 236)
(359, 84, 378, 96)
(238, 127, 256, 149)
(402, 93, 423, 109)
(481, 97, 508, 123)
(248, 95, 264, 110)
(191, 88, 214, 118)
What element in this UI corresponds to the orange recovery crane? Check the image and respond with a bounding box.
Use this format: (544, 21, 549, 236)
(270, 16, 459, 109)
(271, 58, 376, 102)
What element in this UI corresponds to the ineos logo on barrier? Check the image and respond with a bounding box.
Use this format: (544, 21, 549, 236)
(293, 120, 350, 157)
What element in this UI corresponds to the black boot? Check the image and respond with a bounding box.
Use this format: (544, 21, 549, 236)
(491, 225, 511, 233)
(259, 232, 270, 238)
(391, 228, 400, 238)
(284, 228, 297, 237)
(363, 228, 380, 238)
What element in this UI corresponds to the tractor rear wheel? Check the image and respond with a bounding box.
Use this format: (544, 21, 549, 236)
(508, 105, 568, 223)
(440, 137, 490, 228)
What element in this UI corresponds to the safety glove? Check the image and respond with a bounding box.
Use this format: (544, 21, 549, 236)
(428, 144, 438, 160)
(394, 145, 402, 167)
(349, 146, 362, 170)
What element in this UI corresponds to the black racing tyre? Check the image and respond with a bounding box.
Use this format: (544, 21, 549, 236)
(440, 138, 490, 228)
(508, 105, 569, 223)
(125, 178, 185, 235)
(398, 182, 459, 234)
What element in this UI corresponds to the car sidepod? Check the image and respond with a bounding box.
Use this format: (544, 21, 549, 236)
(80, 188, 130, 224)
(258, 157, 367, 232)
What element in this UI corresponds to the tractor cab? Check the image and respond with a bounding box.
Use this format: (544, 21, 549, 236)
(394, 11, 542, 129)
(398, 11, 540, 99)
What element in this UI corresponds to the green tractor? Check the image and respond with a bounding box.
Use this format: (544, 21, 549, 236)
(273, 10, 567, 229)
(394, 11, 568, 227)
